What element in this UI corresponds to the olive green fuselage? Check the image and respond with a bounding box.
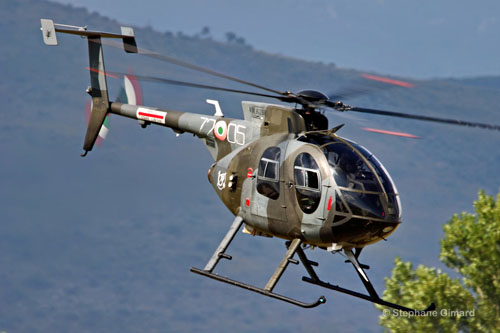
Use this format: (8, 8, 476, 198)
(110, 100, 401, 250)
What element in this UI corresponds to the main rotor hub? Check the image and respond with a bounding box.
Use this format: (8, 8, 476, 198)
(293, 91, 329, 131)
(296, 90, 329, 103)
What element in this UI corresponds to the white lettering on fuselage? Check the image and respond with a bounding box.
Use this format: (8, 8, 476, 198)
(217, 171, 226, 190)
(200, 117, 246, 145)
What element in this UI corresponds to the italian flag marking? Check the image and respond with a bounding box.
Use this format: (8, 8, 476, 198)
(98, 115, 110, 144)
(214, 120, 227, 141)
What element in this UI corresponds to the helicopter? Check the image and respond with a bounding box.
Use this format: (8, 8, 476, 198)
(40, 19, 500, 313)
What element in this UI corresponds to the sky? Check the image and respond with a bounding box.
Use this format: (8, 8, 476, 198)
(52, 0, 500, 79)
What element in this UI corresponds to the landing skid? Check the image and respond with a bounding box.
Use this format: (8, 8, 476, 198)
(191, 268, 325, 308)
(297, 244, 436, 315)
(297, 246, 435, 313)
(190, 216, 435, 313)
(302, 277, 435, 313)
(190, 216, 325, 308)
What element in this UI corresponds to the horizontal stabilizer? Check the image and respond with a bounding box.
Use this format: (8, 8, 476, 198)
(40, 19, 137, 53)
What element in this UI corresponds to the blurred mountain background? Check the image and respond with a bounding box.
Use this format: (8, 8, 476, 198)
(0, 0, 499, 332)
(50, 0, 500, 79)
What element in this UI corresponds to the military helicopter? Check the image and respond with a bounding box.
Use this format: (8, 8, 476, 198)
(40, 19, 500, 313)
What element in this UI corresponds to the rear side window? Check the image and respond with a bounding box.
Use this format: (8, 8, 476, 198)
(257, 147, 281, 200)
(294, 153, 321, 213)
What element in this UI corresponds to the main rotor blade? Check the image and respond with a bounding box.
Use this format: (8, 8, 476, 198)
(101, 39, 286, 96)
(348, 107, 500, 131)
(106, 71, 290, 101)
(328, 74, 415, 101)
(362, 127, 420, 139)
(360, 74, 415, 88)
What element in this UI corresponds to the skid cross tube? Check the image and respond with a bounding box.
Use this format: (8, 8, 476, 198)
(296, 247, 435, 314)
(190, 218, 326, 308)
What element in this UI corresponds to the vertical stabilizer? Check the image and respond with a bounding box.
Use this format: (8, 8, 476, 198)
(40, 19, 137, 156)
(82, 37, 109, 156)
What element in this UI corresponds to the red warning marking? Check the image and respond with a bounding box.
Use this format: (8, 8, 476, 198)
(362, 128, 419, 139)
(247, 168, 253, 178)
(136, 108, 166, 124)
(327, 196, 333, 211)
(138, 111, 164, 119)
(85, 67, 119, 79)
(361, 74, 414, 88)
(245, 198, 250, 207)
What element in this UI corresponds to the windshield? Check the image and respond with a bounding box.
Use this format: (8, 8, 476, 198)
(299, 134, 401, 220)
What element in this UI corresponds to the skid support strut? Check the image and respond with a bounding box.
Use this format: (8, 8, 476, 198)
(203, 216, 243, 273)
(190, 217, 326, 308)
(300, 247, 436, 313)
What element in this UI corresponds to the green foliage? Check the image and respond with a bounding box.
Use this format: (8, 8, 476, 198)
(377, 191, 500, 332)
(377, 258, 476, 332)
(441, 190, 500, 329)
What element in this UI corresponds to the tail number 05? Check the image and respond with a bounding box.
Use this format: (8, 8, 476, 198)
(227, 123, 246, 145)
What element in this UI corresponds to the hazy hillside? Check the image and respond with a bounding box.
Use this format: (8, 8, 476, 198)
(1, 1, 499, 332)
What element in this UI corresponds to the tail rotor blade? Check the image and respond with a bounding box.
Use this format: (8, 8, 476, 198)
(123, 73, 143, 105)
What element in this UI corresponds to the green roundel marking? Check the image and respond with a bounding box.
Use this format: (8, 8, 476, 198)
(214, 120, 227, 141)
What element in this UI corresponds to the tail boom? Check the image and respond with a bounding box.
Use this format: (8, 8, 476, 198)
(109, 102, 257, 160)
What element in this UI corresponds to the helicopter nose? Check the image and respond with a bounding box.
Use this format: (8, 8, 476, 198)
(381, 222, 400, 239)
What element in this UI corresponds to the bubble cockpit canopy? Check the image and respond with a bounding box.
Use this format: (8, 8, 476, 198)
(299, 134, 401, 222)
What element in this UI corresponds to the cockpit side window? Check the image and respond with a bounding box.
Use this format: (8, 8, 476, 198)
(294, 153, 321, 214)
(257, 147, 281, 200)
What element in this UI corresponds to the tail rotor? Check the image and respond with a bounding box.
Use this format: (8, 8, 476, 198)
(84, 72, 143, 148)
